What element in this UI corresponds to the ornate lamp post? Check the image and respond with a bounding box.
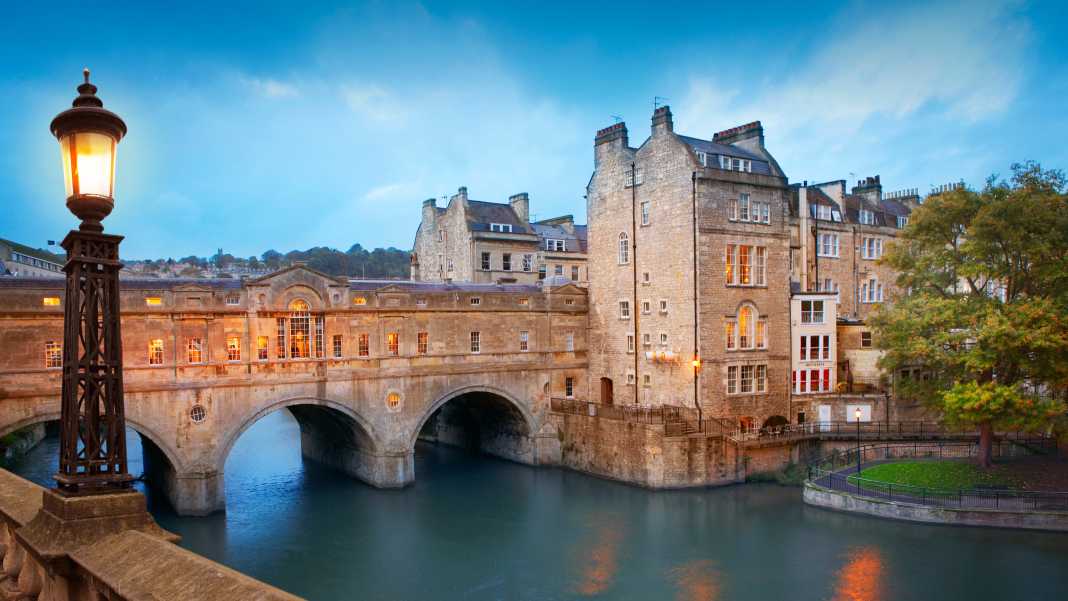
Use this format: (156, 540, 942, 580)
(50, 69, 132, 495)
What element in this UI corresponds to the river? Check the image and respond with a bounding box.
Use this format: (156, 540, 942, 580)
(7, 410, 1068, 600)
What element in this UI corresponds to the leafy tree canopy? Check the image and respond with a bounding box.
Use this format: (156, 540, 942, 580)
(870, 162, 1068, 463)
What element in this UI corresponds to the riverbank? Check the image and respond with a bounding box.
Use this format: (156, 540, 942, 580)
(0, 422, 47, 467)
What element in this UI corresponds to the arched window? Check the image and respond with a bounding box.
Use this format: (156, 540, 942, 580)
(725, 303, 767, 350)
(618, 232, 629, 264)
(738, 306, 752, 349)
(289, 299, 310, 359)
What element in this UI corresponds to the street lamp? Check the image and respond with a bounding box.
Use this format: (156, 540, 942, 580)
(855, 406, 863, 483)
(50, 69, 132, 494)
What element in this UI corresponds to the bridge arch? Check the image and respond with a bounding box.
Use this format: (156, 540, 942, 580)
(216, 396, 384, 474)
(410, 385, 539, 466)
(0, 411, 185, 474)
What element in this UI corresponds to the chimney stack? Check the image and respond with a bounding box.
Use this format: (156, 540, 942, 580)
(652, 105, 673, 135)
(509, 192, 530, 223)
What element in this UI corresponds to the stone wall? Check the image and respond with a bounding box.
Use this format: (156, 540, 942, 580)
(804, 482, 1068, 532)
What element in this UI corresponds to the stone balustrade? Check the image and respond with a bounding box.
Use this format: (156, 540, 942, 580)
(0, 468, 302, 601)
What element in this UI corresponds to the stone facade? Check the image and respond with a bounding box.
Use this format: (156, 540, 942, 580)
(586, 107, 793, 432)
(0, 266, 587, 514)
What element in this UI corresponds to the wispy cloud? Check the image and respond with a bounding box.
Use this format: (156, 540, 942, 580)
(679, 0, 1031, 181)
(242, 77, 300, 98)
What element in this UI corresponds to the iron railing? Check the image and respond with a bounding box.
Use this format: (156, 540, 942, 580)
(807, 441, 1068, 512)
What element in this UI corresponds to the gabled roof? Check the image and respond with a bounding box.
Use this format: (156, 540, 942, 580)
(465, 200, 535, 234)
(247, 264, 348, 285)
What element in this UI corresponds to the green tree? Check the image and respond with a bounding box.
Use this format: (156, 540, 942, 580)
(871, 162, 1068, 467)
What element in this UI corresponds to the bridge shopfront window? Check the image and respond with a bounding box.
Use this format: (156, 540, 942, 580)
(257, 336, 269, 361)
(289, 300, 311, 359)
(187, 338, 203, 364)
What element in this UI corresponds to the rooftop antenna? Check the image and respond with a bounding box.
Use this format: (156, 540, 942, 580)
(654, 96, 669, 110)
(610, 115, 624, 123)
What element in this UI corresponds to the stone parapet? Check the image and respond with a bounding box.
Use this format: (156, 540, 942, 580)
(0, 468, 302, 600)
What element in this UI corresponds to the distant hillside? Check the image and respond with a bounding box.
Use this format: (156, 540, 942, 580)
(132, 244, 411, 279)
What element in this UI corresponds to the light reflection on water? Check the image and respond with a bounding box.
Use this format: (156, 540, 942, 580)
(7, 410, 1068, 601)
(831, 547, 884, 601)
(668, 559, 720, 601)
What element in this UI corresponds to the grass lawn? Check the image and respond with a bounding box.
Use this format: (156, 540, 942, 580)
(846, 460, 1019, 491)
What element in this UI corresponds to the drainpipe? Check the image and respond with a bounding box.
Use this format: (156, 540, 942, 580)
(692, 172, 702, 426)
(631, 162, 639, 405)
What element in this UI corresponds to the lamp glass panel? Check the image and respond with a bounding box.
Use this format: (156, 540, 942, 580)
(61, 132, 116, 199)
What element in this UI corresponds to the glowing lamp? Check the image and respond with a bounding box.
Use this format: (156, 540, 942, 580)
(854, 407, 862, 421)
(692, 358, 701, 370)
(50, 69, 127, 232)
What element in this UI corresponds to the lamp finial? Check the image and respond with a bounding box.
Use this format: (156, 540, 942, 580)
(83, 68, 90, 84)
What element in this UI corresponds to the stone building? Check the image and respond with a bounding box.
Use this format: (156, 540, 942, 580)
(586, 107, 794, 430)
(410, 187, 588, 285)
(0, 238, 64, 278)
(789, 176, 926, 417)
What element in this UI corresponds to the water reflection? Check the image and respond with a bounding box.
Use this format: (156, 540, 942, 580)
(831, 547, 883, 601)
(668, 559, 720, 601)
(574, 517, 625, 596)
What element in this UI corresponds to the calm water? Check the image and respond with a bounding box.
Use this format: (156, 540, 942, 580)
(8, 411, 1068, 601)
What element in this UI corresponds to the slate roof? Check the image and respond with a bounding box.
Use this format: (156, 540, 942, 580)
(676, 134, 773, 176)
(0, 238, 64, 265)
(348, 279, 543, 294)
(465, 200, 535, 234)
(531, 223, 587, 254)
(0, 277, 244, 290)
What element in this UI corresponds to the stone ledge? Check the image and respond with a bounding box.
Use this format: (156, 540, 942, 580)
(803, 481, 1068, 532)
(71, 529, 303, 600)
(0, 469, 44, 527)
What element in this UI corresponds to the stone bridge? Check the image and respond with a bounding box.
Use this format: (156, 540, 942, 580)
(0, 267, 589, 515)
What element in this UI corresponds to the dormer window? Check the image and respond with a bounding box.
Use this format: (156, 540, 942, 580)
(490, 223, 513, 233)
(812, 204, 842, 222)
(545, 239, 565, 252)
(897, 215, 909, 228)
(695, 151, 708, 166)
(860, 209, 875, 225)
(720, 156, 752, 173)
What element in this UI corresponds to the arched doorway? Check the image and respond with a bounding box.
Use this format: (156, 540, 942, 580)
(413, 388, 535, 469)
(600, 377, 614, 405)
(762, 415, 789, 433)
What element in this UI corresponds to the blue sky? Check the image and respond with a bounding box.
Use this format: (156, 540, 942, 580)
(1, 1, 1065, 259)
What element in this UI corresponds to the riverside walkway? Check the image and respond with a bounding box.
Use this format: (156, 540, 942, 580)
(807, 441, 1068, 514)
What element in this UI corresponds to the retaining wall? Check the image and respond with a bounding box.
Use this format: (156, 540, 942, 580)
(804, 481, 1068, 532)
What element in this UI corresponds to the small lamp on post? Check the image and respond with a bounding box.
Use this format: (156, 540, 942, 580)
(50, 69, 132, 494)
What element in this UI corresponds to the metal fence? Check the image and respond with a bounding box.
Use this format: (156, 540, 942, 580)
(808, 441, 1068, 512)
